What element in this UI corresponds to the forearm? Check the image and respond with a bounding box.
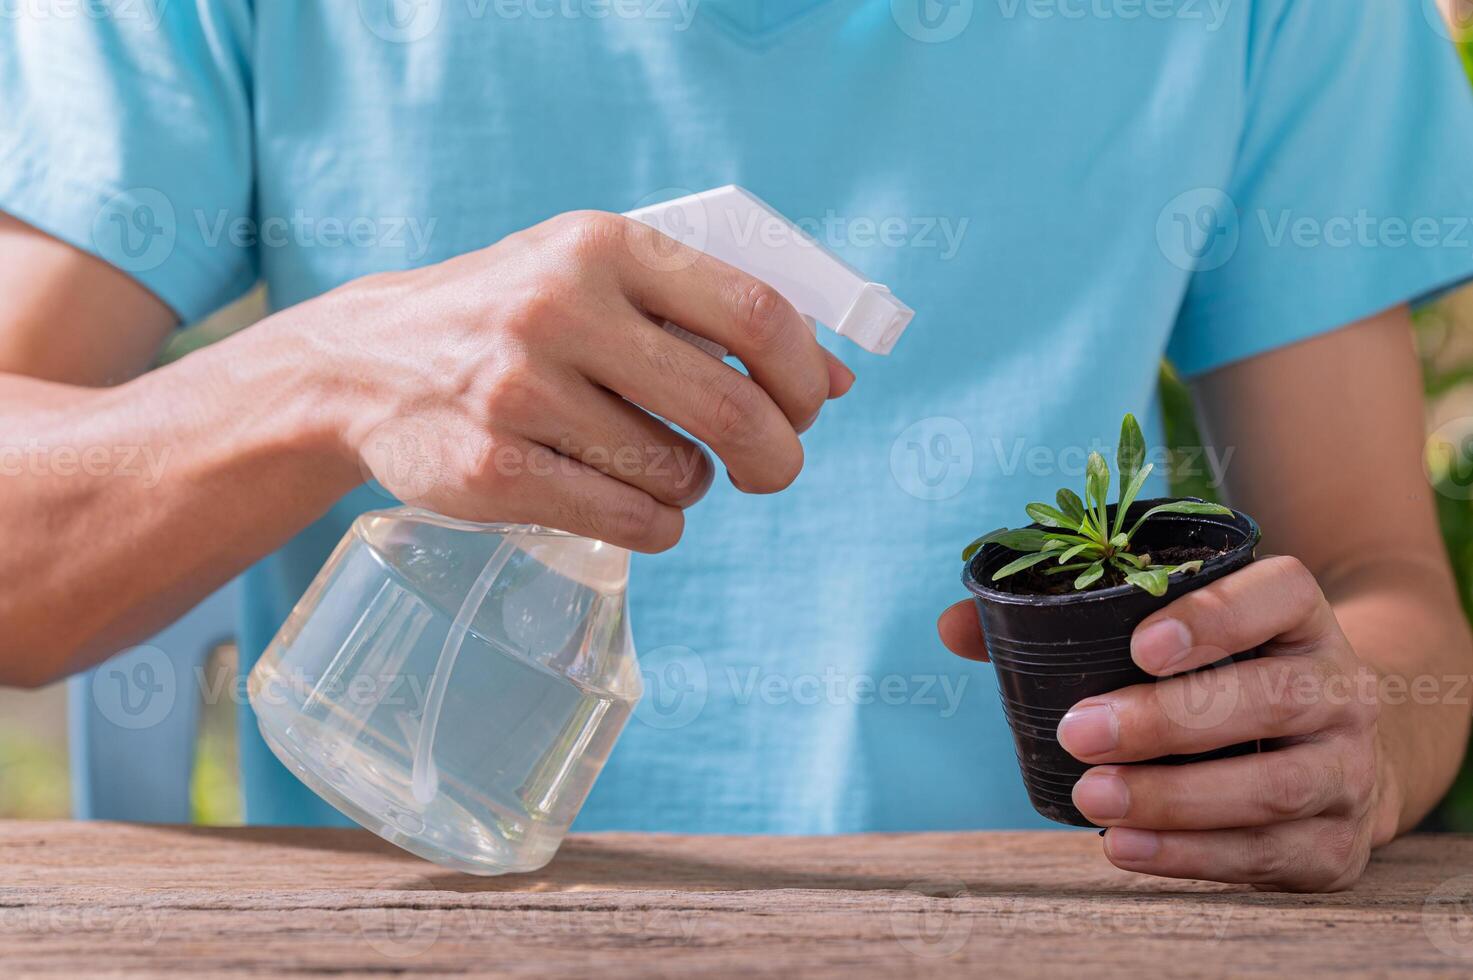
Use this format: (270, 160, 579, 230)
(1320, 555, 1473, 841)
(0, 316, 358, 686)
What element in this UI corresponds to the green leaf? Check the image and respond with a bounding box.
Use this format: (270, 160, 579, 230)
(1145, 501, 1232, 518)
(1116, 413, 1145, 505)
(1057, 542, 1097, 564)
(1127, 500, 1233, 539)
(1152, 560, 1205, 577)
(1085, 451, 1110, 508)
(963, 527, 1057, 561)
(1113, 462, 1155, 538)
(1056, 488, 1087, 528)
(1108, 532, 1129, 550)
(990, 528, 1054, 552)
(1114, 551, 1149, 569)
(962, 528, 1008, 562)
(1043, 531, 1095, 547)
(992, 550, 1058, 581)
(1074, 561, 1105, 590)
(1045, 562, 1095, 575)
(1086, 452, 1111, 534)
(1042, 538, 1068, 551)
(1124, 567, 1171, 597)
(1026, 502, 1078, 530)
(1127, 560, 1206, 596)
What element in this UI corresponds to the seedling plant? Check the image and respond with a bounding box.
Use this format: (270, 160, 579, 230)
(962, 414, 1231, 597)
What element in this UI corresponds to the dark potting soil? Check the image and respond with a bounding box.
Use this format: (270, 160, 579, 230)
(997, 544, 1223, 597)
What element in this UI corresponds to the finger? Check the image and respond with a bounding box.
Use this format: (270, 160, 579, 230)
(823, 348, 856, 400)
(1100, 818, 1370, 892)
(938, 601, 989, 662)
(632, 308, 851, 418)
(583, 306, 805, 494)
(1058, 654, 1370, 762)
(614, 219, 833, 430)
(1072, 740, 1364, 830)
(1131, 556, 1339, 676)
(520, 377, 715, 508)
(467, 437, 684, 553)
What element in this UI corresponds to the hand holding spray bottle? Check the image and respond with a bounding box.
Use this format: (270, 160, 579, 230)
(246, 188, 914, 874)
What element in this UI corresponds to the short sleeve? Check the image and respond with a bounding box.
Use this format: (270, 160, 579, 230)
(0, 0, 257, 323)
(1167, 0, 1473, 376)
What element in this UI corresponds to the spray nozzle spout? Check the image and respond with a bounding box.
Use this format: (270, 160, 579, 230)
(625, 186, 916, 357)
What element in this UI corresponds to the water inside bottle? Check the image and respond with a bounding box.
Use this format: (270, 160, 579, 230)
(248, 511, 640, 875)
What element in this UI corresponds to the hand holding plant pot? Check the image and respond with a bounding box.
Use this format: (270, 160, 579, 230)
(940, 415, 1388, 891)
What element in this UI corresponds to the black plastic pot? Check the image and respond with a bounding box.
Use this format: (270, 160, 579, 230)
(962, 498, 1261, 827)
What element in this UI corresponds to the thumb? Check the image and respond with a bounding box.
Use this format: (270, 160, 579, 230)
(938, 600, 989, 662)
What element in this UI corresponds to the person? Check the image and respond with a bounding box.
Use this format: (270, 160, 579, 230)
(3, 0, 1472, 892)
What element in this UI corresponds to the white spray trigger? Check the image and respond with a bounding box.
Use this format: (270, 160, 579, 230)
(624, 186, 914, 357)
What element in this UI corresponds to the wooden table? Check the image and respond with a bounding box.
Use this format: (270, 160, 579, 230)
(4, 822, 1473, 977)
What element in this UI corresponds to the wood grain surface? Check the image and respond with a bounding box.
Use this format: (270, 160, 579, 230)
(4, 822, 1473, 977)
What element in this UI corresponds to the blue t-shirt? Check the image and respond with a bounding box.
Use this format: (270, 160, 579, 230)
(5, 0, 1473, 831)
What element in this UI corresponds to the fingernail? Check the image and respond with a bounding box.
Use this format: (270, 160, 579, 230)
(1073, 769, 1130, 821)
(1057, 702, 1119, 759)
(831, 362, 856, 396)
(797, 409, 821, 434)
(823, 350, 856, 399)
(672, 453, 715, 508)
(1132, 618, 1192, 674)
(1105, 827, 1160, 862)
